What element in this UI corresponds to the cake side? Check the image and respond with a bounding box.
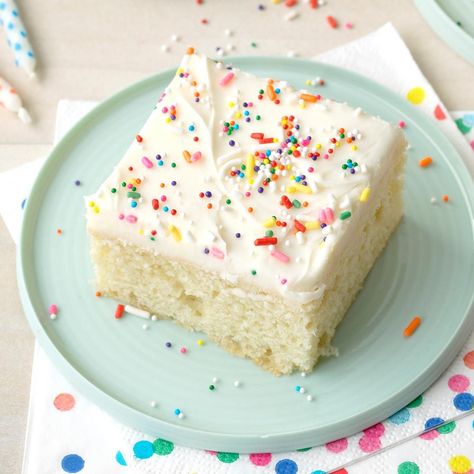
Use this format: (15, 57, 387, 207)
(89, 147, 405, 375)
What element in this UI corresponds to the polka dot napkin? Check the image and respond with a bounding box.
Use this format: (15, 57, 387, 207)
(1, 23, 472, 474)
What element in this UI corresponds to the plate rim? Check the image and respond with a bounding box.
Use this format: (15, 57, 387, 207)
(414, 0, 474, 64)
(17, 56, 474, 453)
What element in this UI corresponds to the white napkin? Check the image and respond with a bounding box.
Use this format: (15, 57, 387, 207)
(2, 23, 473, 474)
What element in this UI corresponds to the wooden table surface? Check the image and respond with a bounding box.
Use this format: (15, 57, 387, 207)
(1, 1, 473, 472)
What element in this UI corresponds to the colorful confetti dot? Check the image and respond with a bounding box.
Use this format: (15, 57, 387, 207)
(275, 459, 298, 474)
(449, 455, 472, 473)
(448, 374, 470, 393)
(249, 453, 272, 466)
(464, 351, 474, 369)
(434, 104, 446, 120)
(363, 423, 385, 438)
(325, 437, 348, 453)
(453, 392, 474, 411)
(406, 87, 425, 105)
(358, 434, 381, 453)
(425, 417, 444, 430)
(455, 116, 472, 135)
(216, 452, 239, 463)
(398, 461, 420, 474)
(389, 407, 410, 424)
(437, 420, 456, 434)
(53, 393, 75, 411)
(115, 450, 127, 466)
(420, 429, 439, 440)
(133, 440, 154, 459)
(61, 454, 85, 473)
(153, 438, 174, 455)
(406, 395, 423, 408)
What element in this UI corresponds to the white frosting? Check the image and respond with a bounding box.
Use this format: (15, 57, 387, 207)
(86, 53, 404, 303)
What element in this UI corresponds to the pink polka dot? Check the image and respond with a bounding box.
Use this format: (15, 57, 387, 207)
(325, 438, 348, 453)
(249, 453, 272, 466)
(448, 374, 470, 393)
(358, 434, 381, 453)
(205, 450, 217, 455)
(363, 423, 385, 438)
(419, 430, 439, 440)
(53, 393, 75, 411)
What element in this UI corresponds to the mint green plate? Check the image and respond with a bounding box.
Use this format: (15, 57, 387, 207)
(415, 0, 474, 64)
(18, 57, 474, 453)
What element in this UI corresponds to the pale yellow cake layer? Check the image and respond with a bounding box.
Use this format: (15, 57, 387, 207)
(89, 153, 405, 375)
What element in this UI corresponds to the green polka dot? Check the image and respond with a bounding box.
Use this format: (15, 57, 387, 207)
(406, 395, 423, 408)
(296, 447, 312, 452)
(216, 452, 239, 463)
(455, 117, 472, 135)
(153, 438, 174, 456)
(398, 461, 420, 474)
(437, 421, 456, 434)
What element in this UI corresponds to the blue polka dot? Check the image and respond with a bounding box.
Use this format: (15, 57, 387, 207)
(275, 458, 298, 474)
(7, 21, 14, 29)
(453, 392, 474, 411)
(61, 454, 85, 473)
(133, 440, 154, 459)
(115, 450, 127, 466)
(389, 407, 411, 425)
(424, 417, 444, 430)
(12, 9, 18, 16)
(463, 114, 474, 126)
(0, 3, 6, 10)
(14, 42, 21, 51)
(21, 198, 26, 209)
(311, 471, 326, 474)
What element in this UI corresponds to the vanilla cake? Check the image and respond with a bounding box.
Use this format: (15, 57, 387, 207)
(85, 51, 406, 375)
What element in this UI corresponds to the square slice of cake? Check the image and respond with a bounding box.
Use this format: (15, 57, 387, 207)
(86, 51, 406, 375)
